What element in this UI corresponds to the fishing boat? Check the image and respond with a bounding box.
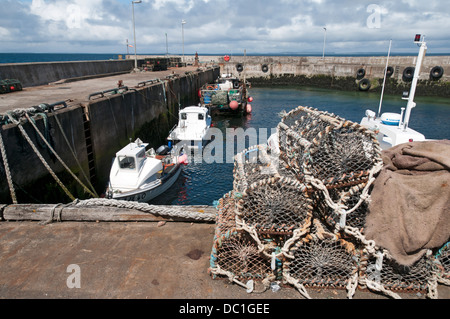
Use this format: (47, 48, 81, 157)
(200, 73, 253, 115)
(106, 138, 187, 202)
(167, 105, 212, 151)
(360, 34, 427, 149)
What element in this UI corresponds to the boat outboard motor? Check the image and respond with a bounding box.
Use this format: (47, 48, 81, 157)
(156, 145, 170, 155)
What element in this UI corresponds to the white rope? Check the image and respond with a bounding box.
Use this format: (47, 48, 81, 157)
(25, 113, 97, 198)
(0, 128, 17, 204)
(7, 113, 75, 201)
(74, 198, 216, 222)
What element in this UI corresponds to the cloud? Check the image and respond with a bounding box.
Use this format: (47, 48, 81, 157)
(1, 0, 449, 54)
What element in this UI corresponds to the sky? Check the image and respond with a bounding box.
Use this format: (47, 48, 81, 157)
(0, 0, 449, 55)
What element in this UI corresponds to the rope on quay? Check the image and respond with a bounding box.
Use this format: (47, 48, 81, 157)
(73, 198, 217, 222)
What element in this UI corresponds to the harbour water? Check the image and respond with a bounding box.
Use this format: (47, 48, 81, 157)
(152, 86, 450, 206)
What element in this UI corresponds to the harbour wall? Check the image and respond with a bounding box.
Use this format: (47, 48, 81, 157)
(0, 66, 219, 204)
(175, 54, 450, 96)
(0, 59, 145, 88)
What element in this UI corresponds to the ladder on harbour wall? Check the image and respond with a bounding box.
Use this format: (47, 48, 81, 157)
(81, 106, 96, 184)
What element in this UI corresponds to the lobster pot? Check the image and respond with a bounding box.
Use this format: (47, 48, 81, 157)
(277, 106, 347, 175)
(313, 181, 370, 234)
(233, 144, 292, 192)
(360, 249, 435, 295)
(283, 226, 359, 290)
(434, 242, 450, 285)
(214, 193, 237, 239)
(236, 176, 314, 236)
(304, 121, 382, 187)
(277, 106, 382, 188)
(209, 229, 274, 282)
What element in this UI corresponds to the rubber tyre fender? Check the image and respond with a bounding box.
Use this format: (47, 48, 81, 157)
(430, 66, 444, 80)
(402, 67, 415, 82)
(261, 64, 269, 73)
(358, 78, 371, 91)
(236, 63, 244, 73)
(356, 68, 366, 79)
(385, 66, 394, 78)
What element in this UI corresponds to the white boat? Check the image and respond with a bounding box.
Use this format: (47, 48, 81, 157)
(106, 138, 187, 202)
(167, 105, 212, 151)
(360, 35, 427, 150)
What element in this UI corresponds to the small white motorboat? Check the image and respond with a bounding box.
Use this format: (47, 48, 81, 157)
(360, 34, 427, 150)
(167, 105, 212, 151)
(106, 138, 187, 202)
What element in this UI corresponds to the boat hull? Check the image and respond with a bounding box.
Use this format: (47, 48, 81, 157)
(110, 164, 182, 202)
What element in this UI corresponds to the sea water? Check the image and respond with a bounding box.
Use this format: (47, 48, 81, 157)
(151, 86, 450, 206)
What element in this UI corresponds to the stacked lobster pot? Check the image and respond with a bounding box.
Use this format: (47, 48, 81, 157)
(209, 144, 315, 293)
(209, 105, 442, 299)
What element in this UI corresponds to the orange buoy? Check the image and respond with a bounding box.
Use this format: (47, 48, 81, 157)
(229, 100, 239, 110)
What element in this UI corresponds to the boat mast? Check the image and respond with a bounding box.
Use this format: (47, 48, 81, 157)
(378, 39, 392, 118)
(403, 34, 427, 130)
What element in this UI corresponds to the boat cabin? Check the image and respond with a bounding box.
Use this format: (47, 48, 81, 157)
(115, 140, 152, 172)
(178, 106, 211, 129)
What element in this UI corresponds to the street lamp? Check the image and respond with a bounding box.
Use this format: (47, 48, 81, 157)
(182, 19, 186, 64)
(322, 27, 327, 60)
(132, 0, 142, 70)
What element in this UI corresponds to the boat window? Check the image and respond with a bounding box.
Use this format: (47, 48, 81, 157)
(118, 156, 136, 169)
(181, 113, 187, 120)
(198, 113, 204, 120)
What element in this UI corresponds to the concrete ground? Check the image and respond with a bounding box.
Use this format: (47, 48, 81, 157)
(0, 220, 448, 301)
(0, 66, 201, 112)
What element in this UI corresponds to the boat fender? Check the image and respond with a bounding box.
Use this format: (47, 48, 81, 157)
(358, 78, 371, 91)
(402, 67, 415, 82)
(261, 64, 269, 73)
(430, 66, 444, 80)
(356, 68, 366, 79)
(178, 153, 188, 165)
(236, 63, 243, 73)
(233, 80, 240, 89)
(385, 66, 394, 78)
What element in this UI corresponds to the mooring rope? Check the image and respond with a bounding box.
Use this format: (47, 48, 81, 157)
(7, 112, 76, 201)
(25, 113, 97, 198)
(0, 127, 17, 204)
(73, 198, 216, 222)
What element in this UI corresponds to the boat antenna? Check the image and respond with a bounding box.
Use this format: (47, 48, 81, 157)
(377, 39, 392, 118)
(403, 34, 427, 130)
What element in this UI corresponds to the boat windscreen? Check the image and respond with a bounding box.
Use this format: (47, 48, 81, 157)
(118, 156, 136, 169)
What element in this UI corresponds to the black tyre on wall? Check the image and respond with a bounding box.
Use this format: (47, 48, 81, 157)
(358, 78, 371, 91)
(356, 68, 366, 79)
(385, 66, 394, 78)
(430, 66, 444, 80)
(236, 63, 243, 73)
(402, 67, 415, 81)
(261, 64, 269, 73)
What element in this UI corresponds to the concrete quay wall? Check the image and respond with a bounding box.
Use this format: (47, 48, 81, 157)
(0, 59, 144, 88)
(0, 67, 219, 203)
(154, 54, 449, 96)
(182, 54, 450, 81)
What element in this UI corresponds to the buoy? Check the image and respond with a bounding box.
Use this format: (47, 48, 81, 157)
(246, 104, 252, 113)
(178, 154, 188, 165)
(229, 100, 239, 110)
(248, 96, 253, 102)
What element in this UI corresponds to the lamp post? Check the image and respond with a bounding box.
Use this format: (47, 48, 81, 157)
(132, 0, 142, 70)
(322, 27, 327, 60)
(182, 19, 186, 64)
